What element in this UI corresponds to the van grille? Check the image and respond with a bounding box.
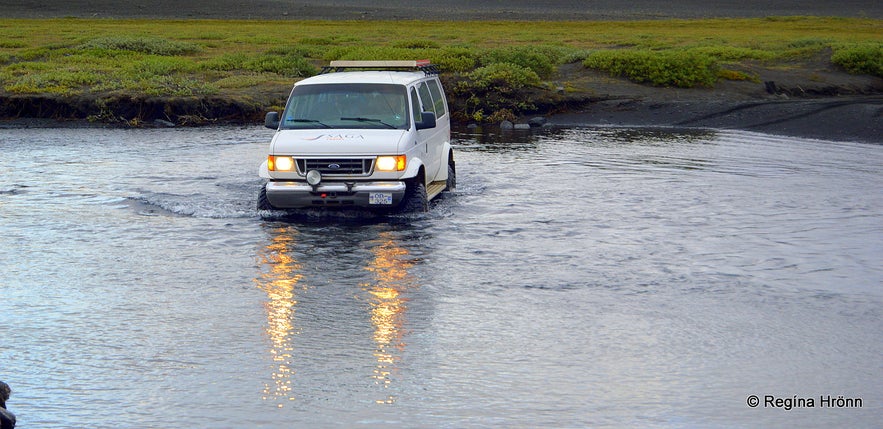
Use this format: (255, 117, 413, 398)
(297, 158, 374, 175)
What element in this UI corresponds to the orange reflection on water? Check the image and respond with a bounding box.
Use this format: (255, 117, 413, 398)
(362, 231, 417, 404)
(255, 226, 420, 407)
(255, 227, 303, 406)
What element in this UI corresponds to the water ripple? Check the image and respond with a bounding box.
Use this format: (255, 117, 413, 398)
(1, 126, 880, 428)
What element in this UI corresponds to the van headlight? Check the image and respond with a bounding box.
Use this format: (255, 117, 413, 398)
(375, 155, 406, 172)
(268, 155, 294, 171)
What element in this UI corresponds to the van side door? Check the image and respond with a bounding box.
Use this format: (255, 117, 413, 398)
(425, 78, 450, 179)
(411, 84, 439, 181)
(414, 80, 447, 181)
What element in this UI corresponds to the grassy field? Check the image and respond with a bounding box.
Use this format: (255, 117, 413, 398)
(0, 17, 880, 123)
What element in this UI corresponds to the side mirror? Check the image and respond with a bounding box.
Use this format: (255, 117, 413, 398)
(265, 112, 280, 129)
(416, 111, 436, 130)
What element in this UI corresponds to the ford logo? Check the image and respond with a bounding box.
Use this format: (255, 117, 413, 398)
(327, 163, 341, 170)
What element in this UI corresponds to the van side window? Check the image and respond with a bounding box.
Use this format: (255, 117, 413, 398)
(417, 82, 435, 116)
(427, 79, 446, 117)
(410, 87, 422, 124)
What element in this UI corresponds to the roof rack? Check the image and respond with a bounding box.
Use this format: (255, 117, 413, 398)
(320, 60, 439, 76)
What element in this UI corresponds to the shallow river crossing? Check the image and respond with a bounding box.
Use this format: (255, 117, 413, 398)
(1, 125, 881, 428)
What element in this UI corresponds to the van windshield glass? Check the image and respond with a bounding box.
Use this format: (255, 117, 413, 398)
(281, 84, 409, 130)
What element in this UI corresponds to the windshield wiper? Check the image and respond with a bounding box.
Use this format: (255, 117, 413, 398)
(340, 117, 397, 129)
(287, 118, 331, 128)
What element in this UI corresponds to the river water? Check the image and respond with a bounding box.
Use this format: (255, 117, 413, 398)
(1, 125, 881, 428)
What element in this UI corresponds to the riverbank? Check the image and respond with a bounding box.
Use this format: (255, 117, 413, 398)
(1, 2, 880, 142)
(540, 61, 882, 143)
(2, 60, 880, 142)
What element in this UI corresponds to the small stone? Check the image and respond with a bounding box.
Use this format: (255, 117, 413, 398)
(528, 116, 547, 127)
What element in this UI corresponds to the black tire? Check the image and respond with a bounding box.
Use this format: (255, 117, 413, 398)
(257, 184, 275, 211)
(445, 162, 456, 192)
(398, 180, 428, 213)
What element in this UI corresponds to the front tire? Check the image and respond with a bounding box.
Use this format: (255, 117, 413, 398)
(257, 184, 276, 211)
(445, 162, 456, 192)
(398, 180, 428, 213)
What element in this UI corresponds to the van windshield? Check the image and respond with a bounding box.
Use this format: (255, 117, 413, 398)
(281, 83, 409, 130)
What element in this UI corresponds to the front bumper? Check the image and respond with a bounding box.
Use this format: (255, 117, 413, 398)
(265, 180, 407, 209)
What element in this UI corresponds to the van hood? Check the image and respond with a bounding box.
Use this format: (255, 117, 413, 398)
(270, 129, 408, 156)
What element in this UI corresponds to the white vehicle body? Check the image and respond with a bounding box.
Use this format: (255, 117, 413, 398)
(258, 61, 454, 212)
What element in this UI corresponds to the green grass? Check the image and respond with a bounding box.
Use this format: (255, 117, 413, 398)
(0, 16, 879, 120)
(77, 35, 201, 56)
(831, 43, 883, 76)
(583, 50, 719, 88)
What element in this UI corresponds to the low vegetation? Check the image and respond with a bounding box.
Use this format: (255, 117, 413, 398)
(582, 50, 719, 88)
(0, 17, 879, 124)
(831, 43, 883, 76)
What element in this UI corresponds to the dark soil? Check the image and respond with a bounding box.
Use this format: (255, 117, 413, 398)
(2, 0, 879, 20)
(541, 57, 882, 143)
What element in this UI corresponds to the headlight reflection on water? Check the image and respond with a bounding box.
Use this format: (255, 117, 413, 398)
(255, 228, 303, 406)
(362, 231, 417, 405)
(255, 227, 419, 407)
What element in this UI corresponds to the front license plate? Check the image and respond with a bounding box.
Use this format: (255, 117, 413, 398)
(369, 192, 393, 205)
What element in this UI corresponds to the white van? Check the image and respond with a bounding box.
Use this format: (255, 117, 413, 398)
(258, 60, 455, 213)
